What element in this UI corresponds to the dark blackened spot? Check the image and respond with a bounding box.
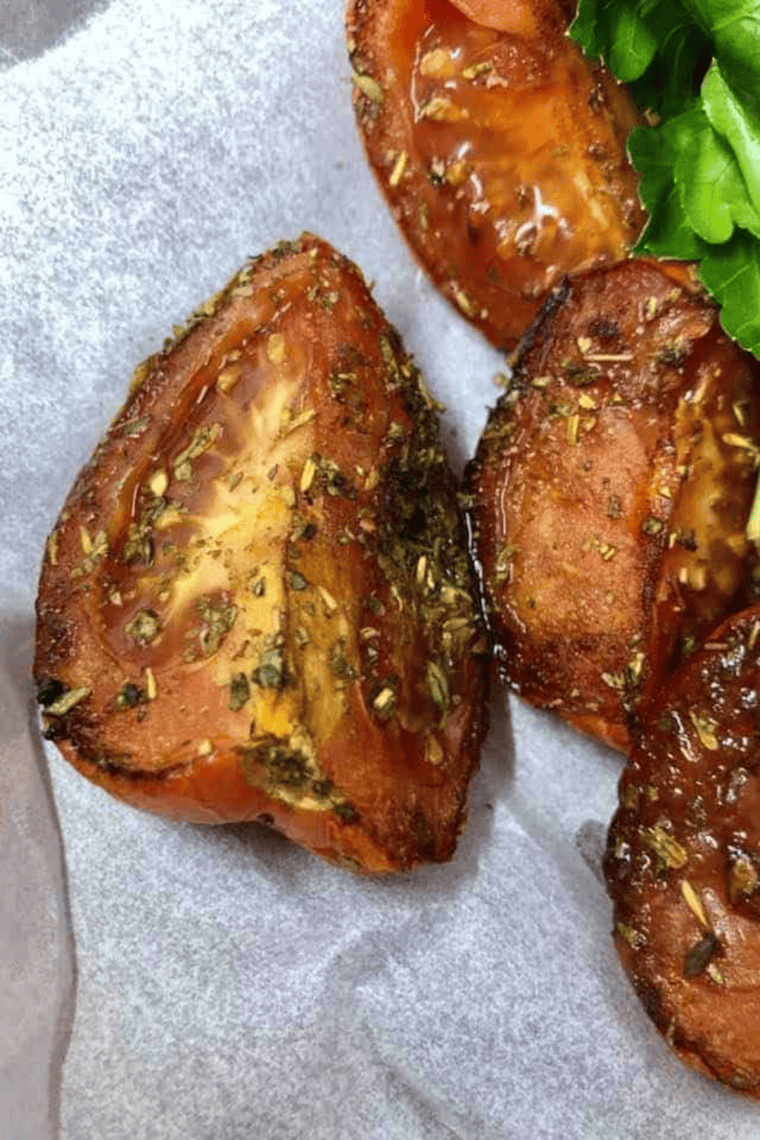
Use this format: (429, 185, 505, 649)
(675, 529, 698, 551)
(265, 746, 309, 788)
(406, 504, 427, 539)
(633, 971, 664, 1021)
(36, 675, 66, 707)
(588, 317, 620, 339)
(325, 470, 355, 499)
(115, 682, 146, 710)
(658, 343, 690, 368)
(413, 808, 437, 862)
(238, 738, 312, 792)
(229, 673, 251, 711)
(41, 719, 66, 741)
(683, 931, 718, 977)
(511, 276, 572, 376)
(334, 802, 360, 824)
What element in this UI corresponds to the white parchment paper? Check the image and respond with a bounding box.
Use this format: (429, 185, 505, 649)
(2, 2, 760, 1137)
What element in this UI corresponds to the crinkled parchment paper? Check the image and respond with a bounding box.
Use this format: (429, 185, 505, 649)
(2, 2, 760, 1137)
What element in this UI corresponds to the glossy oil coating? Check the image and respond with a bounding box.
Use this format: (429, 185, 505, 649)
(34, 234, 489, 873)
(447, 0, 577, 33)
(606, 601, 760, 1095)
(466, 258, 760, 750)
(347, 0, 645, 350)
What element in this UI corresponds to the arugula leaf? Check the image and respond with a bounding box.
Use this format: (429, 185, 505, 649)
(701, 63, 760, 219)
(570, 0, 658, 81)
(629, 118, 710, 259)
(680, 0, 760, 98)
(570, 0, 760, 366)
(675, 108, 734, 242)
(629, 19, 709, 119)
(699, 234, 760, 357)
(572, 0, 711, 115)
(608, 1, 661, 82)
(568, 0, 609, 62)
(674, 102, 760, 243)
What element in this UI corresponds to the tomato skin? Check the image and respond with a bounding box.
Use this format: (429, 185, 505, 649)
(466, 258, 760, 751)
(35, 234, 489, 873)
(347, 0, 646, 350)
(606, 599, 760, 1096)
(445, 0, 575, 35)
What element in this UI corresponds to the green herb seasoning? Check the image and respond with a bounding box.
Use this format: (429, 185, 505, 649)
(253, 647, 287, 690)
(330, 639, 360, 685)
(125, 609, 161, 646)
(229, 672, 251, 711)
(195, 596, 237, 655)
(44, 686, 91, 716)
(426, 660, 449, 715)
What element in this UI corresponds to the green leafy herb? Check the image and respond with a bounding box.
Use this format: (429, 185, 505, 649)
(570, 0, 760, 357)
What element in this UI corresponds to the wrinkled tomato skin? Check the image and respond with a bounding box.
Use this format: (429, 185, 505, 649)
(347, 0, 645, 350)
(466, 258, 760, 751)
(35, 235, 489, 874)
(446, 0, 576, 35)
(606, 600, 760, 1096)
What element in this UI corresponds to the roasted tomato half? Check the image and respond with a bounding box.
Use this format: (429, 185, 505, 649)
(35, 234, 489, 873)
(467, 258, 760, 751)
(347, 0, 645, 350)
(606, 601, 760, 1096)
